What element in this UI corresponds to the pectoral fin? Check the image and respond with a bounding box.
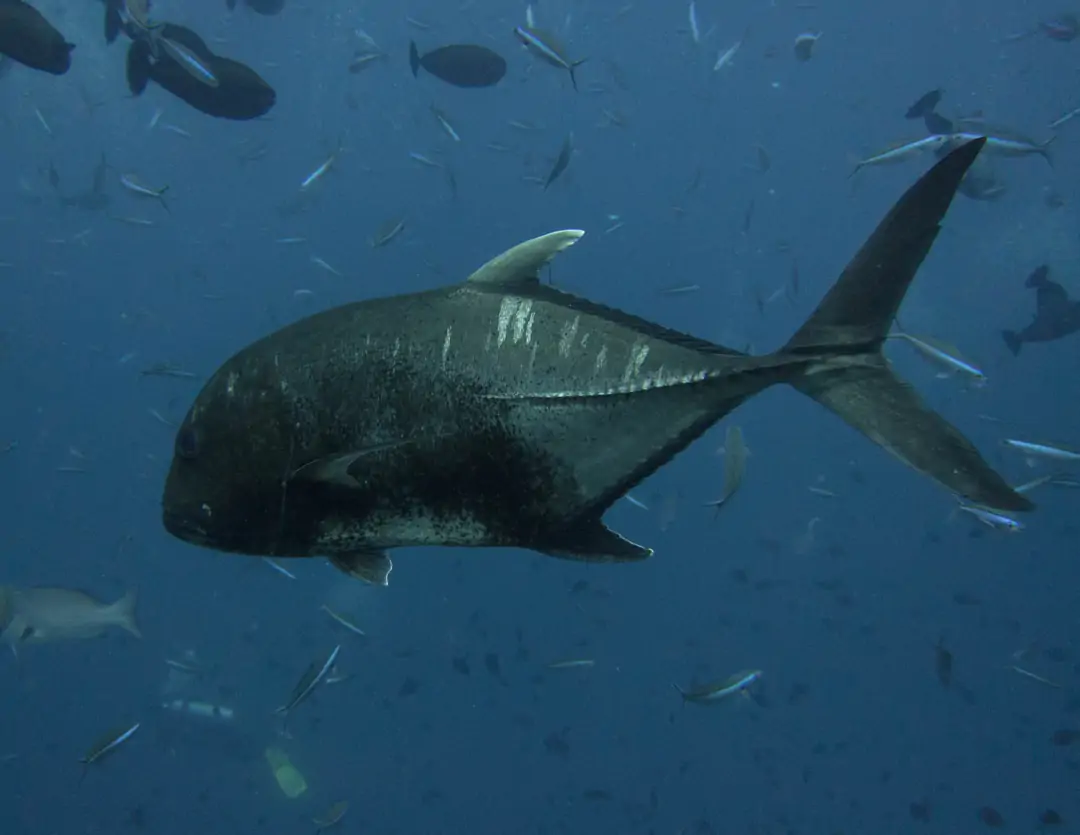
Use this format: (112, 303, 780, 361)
(291, 442, 413, 489)
(328, 550, 393, 586)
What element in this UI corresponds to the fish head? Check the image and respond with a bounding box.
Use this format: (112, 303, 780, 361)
(162, 352, 309, 556)
(48, 41, 75, 75)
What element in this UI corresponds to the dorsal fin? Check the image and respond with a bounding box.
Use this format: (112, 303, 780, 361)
(466, 229, 584, 288)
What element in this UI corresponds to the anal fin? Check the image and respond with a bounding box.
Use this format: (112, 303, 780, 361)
(540, 519, 653, 563)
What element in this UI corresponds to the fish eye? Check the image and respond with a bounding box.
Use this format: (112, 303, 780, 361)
(176, 427, 199, 460)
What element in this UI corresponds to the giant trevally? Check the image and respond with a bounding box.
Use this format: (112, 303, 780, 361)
(162, 138, 1031, 586)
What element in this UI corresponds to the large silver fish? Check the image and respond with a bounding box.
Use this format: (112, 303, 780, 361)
(0, 586, 141, 645)
(161, 138, 1030, 585)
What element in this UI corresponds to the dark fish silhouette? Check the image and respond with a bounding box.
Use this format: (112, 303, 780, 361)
(409, 41, 507, 88)
(905, 88, 942, 120)
(923, 111, 954, 135)
(58, 153, 112, 212)
(1040, 13, 1079, 41)
(126, 24, 276, 120)
(102, 0, 122, 43)
(226, 0, 285, 15)
(0, 0, 74, 75)
(1002, 265, 1080, 355)
(161, 139, 1030, 586)
(544, 135, 572, 190)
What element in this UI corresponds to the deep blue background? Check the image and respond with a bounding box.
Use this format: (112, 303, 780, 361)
(2, 0, 1078, 832)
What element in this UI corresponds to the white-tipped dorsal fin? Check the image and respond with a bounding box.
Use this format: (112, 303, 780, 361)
(466, 229, 585, 287)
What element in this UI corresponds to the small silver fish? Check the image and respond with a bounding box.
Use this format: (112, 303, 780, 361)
(713, 30, 746, 71)
(849, 135, 953, 178)
(120, 174, 169, 212)
(321, 604, 365, 636)
(80, 721, 140, 769)
(300, 143, 343, 191)
(158, 37, 219, 88)
(1002, 438, 1080, 463)
(704, 425, 747, 513)
(674, 669, 762, 704)
(514, 26, 586, 90)
(888, 330, 986, 384)
(277, 645, 341, 716)
(957, 504, 1023, 532)
(546, 658, 596, 669)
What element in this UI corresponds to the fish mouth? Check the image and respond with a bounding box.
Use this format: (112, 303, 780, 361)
(161, 508, 212, 546)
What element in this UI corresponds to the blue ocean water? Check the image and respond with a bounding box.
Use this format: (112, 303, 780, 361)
(1, 0, 1078, 832)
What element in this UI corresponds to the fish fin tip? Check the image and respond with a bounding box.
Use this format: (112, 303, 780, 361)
(408, 41, 420, 76)
(1001, 330, 1021, 356)
(329, 551, 392, 586)
(114, 588, 142, 638)
(540, 519, 652, 563)
(466, 229, 584, 287)
(786, 137, 984, 353)
(780, 140, 1027, 513)
(1024, 265, 1049, 288)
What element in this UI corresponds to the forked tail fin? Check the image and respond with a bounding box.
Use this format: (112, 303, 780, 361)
(782, 137, 1032, 513)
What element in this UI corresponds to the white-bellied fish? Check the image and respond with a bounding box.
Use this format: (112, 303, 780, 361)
(263, 557, 297, 579)
(1049, 105, 1080, 130)
(888, 330, 986, 385)
(1008, 664, 1062, 688)
(430, 105, 460, 142)
(0, 587, 140, 648)
(947, 124, 1055, 165)
(313, 800, 350, 832)
(158, 36, 219, 88)
(674, 669, 762, 704)
(347, 51, 386, 74)
(956, 503, 1024, 532)
(120, 173, 169, 212)
(704, 425, 747, 513)
(320, 604, 365, 636)
(310, 255, 343, 277)
(79, 721, 140, 776)
(514, 26, 586, 90)
(849, 135, 954, 178)
(1002, 438, 1080, 464)
(162, 699, 236, 721)
(546, 658, 596, 670)
(277, 644, 341, 716)
(370, 216, 405, 248)
(300, 142, 343, 191)
(1013, 473, 1058, 494)
(713, 29, 746, 71)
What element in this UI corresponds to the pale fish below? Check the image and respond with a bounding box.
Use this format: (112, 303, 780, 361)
(0, 586, 141, 645)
